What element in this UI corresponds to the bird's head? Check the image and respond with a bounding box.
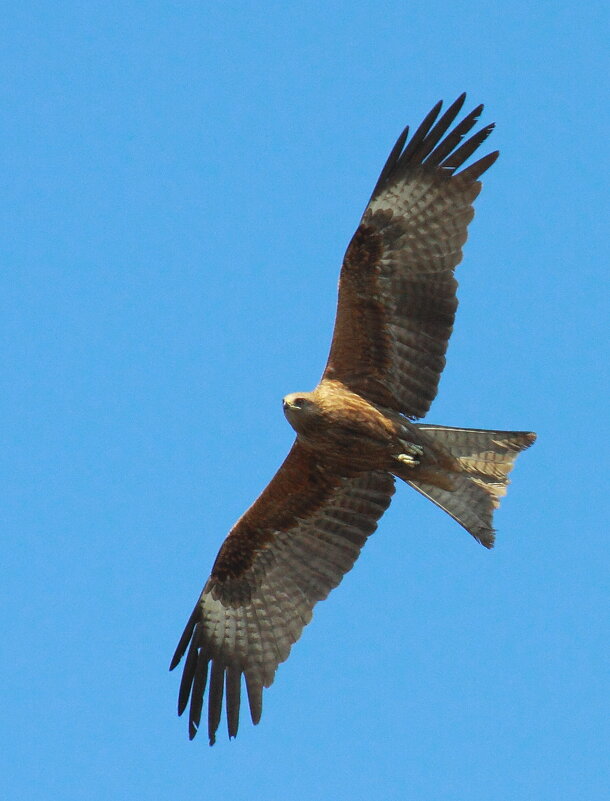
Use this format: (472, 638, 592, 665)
(282, 392, 317, 433)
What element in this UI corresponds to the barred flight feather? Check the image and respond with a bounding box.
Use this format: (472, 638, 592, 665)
(170, 96, 535, 746)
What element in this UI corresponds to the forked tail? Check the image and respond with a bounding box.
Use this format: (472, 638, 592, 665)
(406, 425, 536, 548)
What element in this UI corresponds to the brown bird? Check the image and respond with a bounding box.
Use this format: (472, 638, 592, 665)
(170, 94, 536, 745)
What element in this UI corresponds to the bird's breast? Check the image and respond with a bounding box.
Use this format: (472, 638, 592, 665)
(294, 386, 396, 469)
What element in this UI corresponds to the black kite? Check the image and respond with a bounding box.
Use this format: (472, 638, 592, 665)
(170, 95, 535, 744)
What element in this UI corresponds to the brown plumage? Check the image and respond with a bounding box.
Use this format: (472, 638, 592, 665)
(170, 95, 536, 744)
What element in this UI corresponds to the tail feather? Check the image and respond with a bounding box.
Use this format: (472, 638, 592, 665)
(406, 425, 535, 547)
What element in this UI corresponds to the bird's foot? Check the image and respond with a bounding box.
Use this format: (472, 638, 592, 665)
(396, 452, 420, 468)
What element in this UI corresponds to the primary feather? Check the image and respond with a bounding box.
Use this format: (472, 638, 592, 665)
(170, 96, 534, 745)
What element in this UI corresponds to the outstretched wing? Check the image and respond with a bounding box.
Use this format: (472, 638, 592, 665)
(323, 94, 499, 419)
(170, 442, 395, 744)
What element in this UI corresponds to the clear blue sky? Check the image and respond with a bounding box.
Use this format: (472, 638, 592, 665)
(2, 2, 608, 800)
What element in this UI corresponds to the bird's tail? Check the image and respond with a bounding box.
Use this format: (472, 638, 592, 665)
(401, 425, 536, 548)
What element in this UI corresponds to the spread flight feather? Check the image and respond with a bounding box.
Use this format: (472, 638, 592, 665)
(170, 95, 535, 744)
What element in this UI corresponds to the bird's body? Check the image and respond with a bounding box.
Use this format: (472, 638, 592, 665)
(283, 383, 400, 470)
(283, 383, 455, 483)
(170, 95, 536, 745)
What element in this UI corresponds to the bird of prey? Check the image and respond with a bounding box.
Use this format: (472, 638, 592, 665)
(170, 94, 535, 745)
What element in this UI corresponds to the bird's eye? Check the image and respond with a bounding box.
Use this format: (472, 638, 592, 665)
(293, 398, 305, 408)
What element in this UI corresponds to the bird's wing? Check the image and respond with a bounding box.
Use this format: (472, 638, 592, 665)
(170, 441, 395, 744)
(323, 94, 498, 419)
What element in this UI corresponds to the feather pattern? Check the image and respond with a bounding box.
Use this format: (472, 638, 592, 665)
(323, 96, 498, 418)
(170, 442, 394, 744)
(170, 96, 535, 745)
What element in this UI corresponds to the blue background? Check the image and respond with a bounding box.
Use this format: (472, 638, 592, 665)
(2, 2, 608, 799)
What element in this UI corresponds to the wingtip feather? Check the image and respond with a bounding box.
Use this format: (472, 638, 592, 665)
(458, 149, 500, 182)
(369, 96, 498, 199)
(177, 638, 199, 716)
(170, 605, 200, 671)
